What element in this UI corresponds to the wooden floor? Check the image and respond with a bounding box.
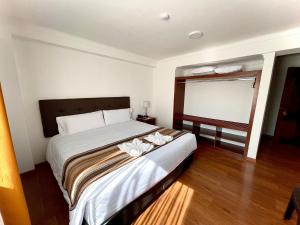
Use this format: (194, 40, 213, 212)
(21, 138, 300, 225)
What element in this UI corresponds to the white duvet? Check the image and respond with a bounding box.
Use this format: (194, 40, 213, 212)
(46, 120, 197, 225)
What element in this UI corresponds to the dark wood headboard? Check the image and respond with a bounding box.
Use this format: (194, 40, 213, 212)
(39, 97, 130, 137)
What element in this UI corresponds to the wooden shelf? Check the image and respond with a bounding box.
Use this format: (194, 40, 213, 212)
(220, 132, 246, 143)
(175, 114, 249, 131)
(198, 136, 215, 145)
(182, 123, 246, 144)
(176, 116, 247, 155)
(200, 127, 216, 137)
(198, 137, 244, 155)
(175, 70, 261, 82)
(173, 70, 262, 157)
(182, 124, 217, 137)
(182, 124, 193, 131)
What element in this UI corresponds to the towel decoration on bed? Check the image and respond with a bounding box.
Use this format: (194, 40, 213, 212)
(62, 127, 188, 209)
(117, 132, 173, 156)
(144, 132, 173, 145)
(118, 138, 154, 157)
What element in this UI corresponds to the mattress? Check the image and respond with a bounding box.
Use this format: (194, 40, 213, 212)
(46, 120, 197, 225)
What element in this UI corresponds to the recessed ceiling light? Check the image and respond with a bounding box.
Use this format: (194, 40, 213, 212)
(188, 30, 204, 39)
(160, 13, 170, 20)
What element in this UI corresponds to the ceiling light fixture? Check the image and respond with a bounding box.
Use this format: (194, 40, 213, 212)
(188, 30, 204, 39)
(160, 13, 170, 20)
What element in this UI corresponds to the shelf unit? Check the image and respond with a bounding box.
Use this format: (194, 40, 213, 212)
(173, 70, 262, 157)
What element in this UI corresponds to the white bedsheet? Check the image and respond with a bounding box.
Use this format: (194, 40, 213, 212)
(46, 120, 197, 225)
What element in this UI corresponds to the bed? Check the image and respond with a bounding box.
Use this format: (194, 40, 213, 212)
(39, 97, 197, 225)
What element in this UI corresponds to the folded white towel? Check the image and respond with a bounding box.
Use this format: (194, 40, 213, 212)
(214, 65, 243, 74)
(144, 132, 173, 145)
(191, 66, 216, 75)
(118, 138, 154, 157)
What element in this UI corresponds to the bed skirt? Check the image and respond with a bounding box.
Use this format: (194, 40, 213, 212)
(82, 151, 195, 225)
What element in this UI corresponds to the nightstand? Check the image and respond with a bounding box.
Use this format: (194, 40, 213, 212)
(136, 116, 156, 125)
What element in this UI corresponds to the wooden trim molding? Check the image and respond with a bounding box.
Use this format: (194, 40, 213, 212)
(175, 70, 261, 81)
(174, 114, 249, 131)
(0, 84, 31, 225)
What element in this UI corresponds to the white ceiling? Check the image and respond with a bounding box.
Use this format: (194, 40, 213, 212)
(3, 0, 300, 59)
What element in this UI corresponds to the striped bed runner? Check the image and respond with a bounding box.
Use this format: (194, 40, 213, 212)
(62, 127, 188, 209)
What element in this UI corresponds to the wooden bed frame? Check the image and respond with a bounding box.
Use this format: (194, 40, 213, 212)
(84, 152, 194, 225)
(38, 96, 194, 225)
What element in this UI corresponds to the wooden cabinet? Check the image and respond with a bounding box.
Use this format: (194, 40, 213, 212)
(173, 70, 262, 157)
(136, 116, 156, 125)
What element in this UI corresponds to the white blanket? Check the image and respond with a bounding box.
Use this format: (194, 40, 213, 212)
(46, 120, 197, 225)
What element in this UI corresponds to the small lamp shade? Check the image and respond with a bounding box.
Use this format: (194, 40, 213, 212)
(143, 101, 150, 108)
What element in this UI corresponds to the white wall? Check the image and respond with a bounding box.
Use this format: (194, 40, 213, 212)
(13, 37, 154, 164)
(184, 80, 255, 123)
(152, 26, 300, 159)
(263, 53, 300, 135)
(0, 19, 34, 173)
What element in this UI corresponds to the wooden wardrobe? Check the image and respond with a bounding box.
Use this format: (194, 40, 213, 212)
(173, 70, 261, 157)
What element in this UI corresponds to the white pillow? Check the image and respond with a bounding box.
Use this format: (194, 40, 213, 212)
(192, 66, 216, 75)
(214, 65, 243, 74)
(103, 108, 131, 125)
(56, 111, 105, 135)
